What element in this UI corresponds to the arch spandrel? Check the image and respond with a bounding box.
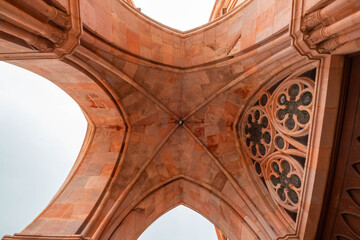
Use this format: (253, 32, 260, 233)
(108, 179, 259, 240)
(92, 127, 271, 239)
(1, 0, 359, 239)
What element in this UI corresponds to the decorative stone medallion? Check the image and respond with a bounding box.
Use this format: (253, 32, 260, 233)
(242, 105, 275, 162)
(270, 78, 314, 137)
(265, 154, 304, 212)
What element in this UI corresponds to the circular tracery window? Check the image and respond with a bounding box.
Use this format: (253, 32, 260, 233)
(239, 74, 315, 215)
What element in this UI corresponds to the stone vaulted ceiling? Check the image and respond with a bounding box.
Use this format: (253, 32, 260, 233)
(0, 0, 360, 239)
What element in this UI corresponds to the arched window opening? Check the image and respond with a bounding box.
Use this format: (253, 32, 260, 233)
(138, 205, 218, 240)
(0, 61, 87, 237)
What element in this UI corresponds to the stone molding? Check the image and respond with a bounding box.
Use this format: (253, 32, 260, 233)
(0, 0, 82, 60)
(291, 0, 360, 58)
(0, 0, 359, 239)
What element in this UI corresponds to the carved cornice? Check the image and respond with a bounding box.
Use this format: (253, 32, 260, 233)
(0, 0, 82, 60)
(291, 0, 360, 58)
(290, 0, 326, 59)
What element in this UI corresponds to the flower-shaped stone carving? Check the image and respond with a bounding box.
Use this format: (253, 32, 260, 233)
(242, 106, 274, 162)
(270, 78, 314, 137)
(265, 154, 303, 212)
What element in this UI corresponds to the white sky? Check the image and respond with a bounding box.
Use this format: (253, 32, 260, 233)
(0, 0, 218, 239)
(138, 205, 217, 240)
(0, 61, 87, 237)
(133, 0, 215, 31)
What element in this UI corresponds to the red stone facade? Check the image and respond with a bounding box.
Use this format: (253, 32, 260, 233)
(0, 0, 359, 239)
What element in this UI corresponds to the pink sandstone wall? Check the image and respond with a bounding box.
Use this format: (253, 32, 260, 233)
(80, 0, 290, 67)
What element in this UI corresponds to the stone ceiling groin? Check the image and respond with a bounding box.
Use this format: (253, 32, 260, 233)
(1, 0, 360, 239)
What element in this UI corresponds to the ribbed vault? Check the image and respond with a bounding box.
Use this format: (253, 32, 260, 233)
(1, 0, 359, 239)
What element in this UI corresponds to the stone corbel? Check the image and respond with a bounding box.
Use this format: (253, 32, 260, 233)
(291, 0, 360, 58)
(0, 20, 53, 52)
(0, 0, 82, 60)
(317, 35, 342, 53)
(304, 10, 360, 44)
(21, 0, 72, 30)
(301, 9, 327, 32)
(290, 0, 325, 59)
(317, 28, 360, 53)
(52, 0, 82, 58)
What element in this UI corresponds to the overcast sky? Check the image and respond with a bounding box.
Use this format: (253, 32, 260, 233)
(0, 61, 87, 237)
(134, 0, 214, 31)
(0, 0, 217, 239)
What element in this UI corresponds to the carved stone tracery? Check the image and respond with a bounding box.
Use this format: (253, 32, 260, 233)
(1, 0, 359, 238)
(270, 78, 314, 137)
(265, 153, 304, 212)
(243, 105, 275, 162)
(239, 73, 315, 217)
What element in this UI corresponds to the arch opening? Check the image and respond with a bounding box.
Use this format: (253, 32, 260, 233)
(105, 178, 261, 240)
(138, 205, 218, 240)
(132, 0, 215, 31)
(0, 61, 87, 237)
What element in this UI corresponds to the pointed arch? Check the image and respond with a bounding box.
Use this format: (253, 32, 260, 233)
(137, 205, 217, 240)
(101, 176, 265, 240)
(1, 57, 129, 236)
